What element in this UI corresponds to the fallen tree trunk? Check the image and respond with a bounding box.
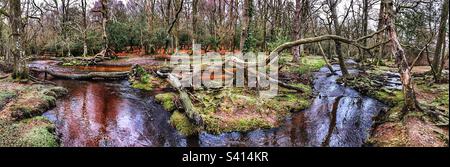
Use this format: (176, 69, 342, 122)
(31, 68, 128, 80)
(0, 74, 9, 80)
(158, 71, 203, 126)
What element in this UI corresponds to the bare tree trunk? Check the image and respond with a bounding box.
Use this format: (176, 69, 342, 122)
(384, 0, 419, 112)
(329, 0, 349, 76)
(375, 0, 386, 65)
(145, 0, 154, 54)
(100, 0, 110, 57)
(239, 0, 252, 52)
(432, 0, 449, 83)
(192, 0, 198, 45)
(361, 0, 369, 62)
(81, 0, 88, 57)
(291, 0, 302, 63)
(9, 0, 28, 79)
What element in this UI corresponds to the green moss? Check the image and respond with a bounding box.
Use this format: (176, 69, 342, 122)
(295, 56, 326, 74)
(228, 118, 273, 132)
(383, 103, 405, 122)
(290, 83, 312, 95)
(155, 93, 177, 112)
(372, 89, 404, 107)
(19, 126, 58, 147)
(130, 67, 155, 91)
(132, 81, 153, 91)
(169, 111, 197, 136)
(202, 115, 273, 134)
(0, 117, 58, 147)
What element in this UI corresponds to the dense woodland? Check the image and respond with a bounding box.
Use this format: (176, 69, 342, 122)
(0, 0, 449, 147)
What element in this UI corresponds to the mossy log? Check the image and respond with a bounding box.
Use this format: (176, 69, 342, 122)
(159, 71, 203, 126)
(31, 68, 128, 80)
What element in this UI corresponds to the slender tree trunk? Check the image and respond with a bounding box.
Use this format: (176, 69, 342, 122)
(361, 0, 369, 62)
(376, 1, 387, 64)
(432, 0, 449, 83)
(192, 0, 198, 45)
(291, 0, 302, 63)
(100, 0, 110, 57)
(384, 0, 419, 112)
(146, 0, 154, 54)
(239, 0, 252, 52)
(82, 0, 88, 57)
(329, 0, 349, 76)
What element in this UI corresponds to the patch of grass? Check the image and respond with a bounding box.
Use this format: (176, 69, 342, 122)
(155, 93, 177, 112)
(0, 90, 17, 110)
(295, 56, 326, 74)
(62, 60, 87, 66)
(191, 87, 312, 134)
(202, 115, 273, 134)
(169, 111, 198, 136)
(131, 81, 153, 91)
(0, 117, 58, 147)
(372, 89, 404, 107)
(19, 126, 58, 147)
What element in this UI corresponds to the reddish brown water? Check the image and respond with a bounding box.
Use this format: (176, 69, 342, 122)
(30, 61, 186, 147)
(71, 65, 131, 72)
(44, 80, 187, 147)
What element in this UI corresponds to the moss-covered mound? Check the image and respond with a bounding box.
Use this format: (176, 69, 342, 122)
(1, 81, 67, 147)
(155, 93, 178, 112)
(191, 87, 312, 134)
(169, 111, 198, 136)
(129, 64, 167, 91)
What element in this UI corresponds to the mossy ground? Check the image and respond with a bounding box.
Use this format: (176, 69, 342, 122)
(0, 80, 66, 147)
(337, 65, 449, 147)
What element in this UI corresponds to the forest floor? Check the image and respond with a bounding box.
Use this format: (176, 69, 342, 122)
(0, 77, 67, 147)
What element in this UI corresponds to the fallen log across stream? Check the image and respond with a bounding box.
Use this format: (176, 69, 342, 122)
(30, 68, 129, 80)
(157, 70, 204, 126)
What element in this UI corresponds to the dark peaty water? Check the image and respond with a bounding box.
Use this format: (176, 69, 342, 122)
(197, 64, 388, 147)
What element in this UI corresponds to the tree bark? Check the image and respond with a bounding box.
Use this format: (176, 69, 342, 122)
(432, 0, 449, 83)
(384, 0, 419, 112)
(329, 0, 349, 76)
(291, 0, 302, 63)
(81, 0, 88, 57)
(239, 0, 252, 52)
(100, 0, 110, 57)
(9, 0, 28, 79)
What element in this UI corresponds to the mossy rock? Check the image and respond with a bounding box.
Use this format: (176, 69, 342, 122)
(155, 93, 177, 112)
(169, 111, 198, 136)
